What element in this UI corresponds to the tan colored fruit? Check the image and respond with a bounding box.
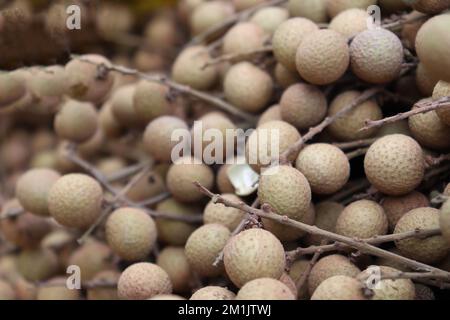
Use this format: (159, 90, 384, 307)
(15, 168, 60, 216)
(155, 198, 200, 245)
(48, 174, 103, 228)
(394, 207, 449, 263)
(0, 71, 26, 108)
(359, 266, 415, 300)
(190, 286, 236, 300)
(350, 29, 404, 84)
(0, 280, 16, 300)
(296, 143, 350, 194)
(258, 105, 282, 127)
(172, 46, 218, 90)
(223, 22, 266, 55)
(190, 1, 234, 35)
(364, 134, 425, 196)
(236, 278, 295, 300)
(326, 0, 377, 17)
(280, 84, 327, 130)
(111, 84, 144, 127)
(99, 101, 123, 138)
(96, 157, 126, 176)
(133, 81, 174, 123)
(96, 3, 133, 38)
(308, 254, 361, 295)
(258, 165, 311, 220)
(329, 9, 368, 38)
(145, 16, 179, 50)
(401, 11, 426, 50)
(126, 171, 166, 202)
(411, 0, 450, 13)
(233, 0, 264, 11)
(223, 62, 273, 113)
(433, 81, 450, 126)
(250, 7, 289, 34)
(381, 191, 430, 231)
(416, 63, 440, 97)
(289, 259, 310, 299)
(150, 294, 186, 300)
(185, 223, 230, 277)
(37, 277, 81, 300)
(29, 65, 67, 99)
(217, 164, 235, 194)
(105, 207, 157, 261)
(224, 228, 285, 288)
(78, 129, 105, 159)
(246, 121, 301, 172)
(336, 200, 388, 238)
(118, 263, 172, 300)
(18, 248, 59, 282)
(416, 14, 450, 82)
(204, 194, 245, 230)
(272, 18, 319, 72)
(157, 247, 192, 293)
(415, 284, 435, 300)
(54, 100, 98, 143)
(132, 51, 166, 72)
(278, 273, 298, 298)
(288, 0, 327, 23)
(305, 201, 344, 246)
(311, 275, 366, 300)
(296, 29, 349, 85)
(87, 270, 120, 300)
(144, 116, 189, 163)
(65, 54, 114, 104)
(440, 200, 450, 246)
(167, 156, 214, 203)
(274, 63, 301, 89)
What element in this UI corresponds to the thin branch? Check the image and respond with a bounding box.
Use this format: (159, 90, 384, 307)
(137, 192, 171, 207)
(295, 240, 327, 291)
(106, 162, 149, 183)
(326, 179, 371, 202)
(346, 147, 369, 160)
(334, 138, 377, 151)
(202, 46, 273, 69)
(382, 12, 429, 31)
(0, 206, 24, 220)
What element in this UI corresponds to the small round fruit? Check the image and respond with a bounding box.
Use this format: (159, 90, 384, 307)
(125, 171, 166, 202)
(296, 29, 349, 85)
(15, 168, 60, 217)
(394, 207, 449, 264)
(233, 0, 264, 11)
(433, 81, 450, 126)
(288, 260, 310, 299)
(189, 1, 234, 35)
(236, 278, 295, 300)
(305, 201, 344, 246)
(105, 207, 157, 261)
(329, 9, 368, 39)
(411, 0, 450, 14)
(133, 81, 174, 123)
(157, 247, 192, 293)
(87, 270, 120, 300)
(249, 7, 289, 34)
(416, 63, 439, 97)
(274, 63, 300, 88)
(223, 22, 266, 55)
(311, 275, 366, 300)
(216, 164, 235, 194)
(54, 100, 98, 143)
(29, 65, 67, 98)
(111, 84, 143, 128)
(326, 0, 377, 17)
(364, 134, 425, 196)
(37, 277, 81, 300)
(118, 263, 172, 300)
(440, 200, 450, 246)
(17, 248, 59, 282)
(224, 228, 285, 288)
(0, 71, 26, 107)
(203, 194, 245, 231)
(288, 0, 328, 23)
(0, 280, 15, 300)
(48, 174, 103, 228)
(258, 105, 282, 126)
(185, 223, 230, 277)
(190, 286, 235, 300)
(99, 101, 123, 138)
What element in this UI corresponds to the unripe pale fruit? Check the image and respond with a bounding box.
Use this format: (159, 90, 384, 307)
(157, 247, 192, 293)
(37, 277, 81, 300)
(144, 116, 189, 163)
(381, 191, 430, 231)
(274, 63, 301, 89)
(415, 14, 450, 82)
(223, 22, 266, 55)
(111, 84, 143, 128)
(190, 1, 234, 35)
(236, 278, 295, 300)
(258, 165, 311, 220)
(185, 223, 230, 277)
(15, 168, 60, 217)
(48, 174, 103, 228)
(336, 200, 388, 238)
(246, 121, 301, 172)
(280, 84, 327, 130)
(0, 280, 15, 300)
(364, 134, 425, 196)
(87, 270, 120, 300)
(204, 194, 245, 231)
(296, 29, 349, 85)
(190, 286, 236, 300)
(272, 18, 319, 72)
(0, 71, 26, 108)
(65, 54, 114, 104)
(416, 63, 439, 97)
(166, 157, 214, 203)
(18, 248, 59, 282)
(350, 29, 404, 84)
(224, 228, 286, 288)
(411, 0, 450, 14)
(133, 81, 174, 123)
(308, 254, 361, 295)
(172, 46, 218, 90)
(440, 200, 450, 246)
(118, 263, 172, 300)
(305, 201, 344, 246)
(326, 0, 377, 17)
(288, 0, 327, 23)
(258, 105, 282, 126)
(296, 143, 350, 195)
(249, 7, 289, 34)
(433, 81, 450, 126)
(223, 62, 273, 113)
(311, 275, 366, 300)
(126, 171, 166, 202)
(105, 207, 157, 261)
(359, 266, 415, 300)
(394, 207, 449, 263)
(329, 9, 369, 39)
(54, 100, 98, 143)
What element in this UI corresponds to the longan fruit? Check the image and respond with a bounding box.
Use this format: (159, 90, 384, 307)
(157, 247, 192, 293)
(145, 16, 179, 50)
(274, 63, 301, 89)
(288, 0, 328, 23)
(232, 0, 264, 11)
(111, 84, 143, 128)
(401, 11, 426, 50)
(223, 22, 266, 55)
(304, 201, 344, 246)
(203, 194, 245, 230)
(96, 3, 133, 38)
(0, 71, 26, 108)
(96, 157, 127, 176)
(17, 248, 59, 282)
(189, 1, 234, 35)
(78, 129, 105, 159)
(28, 65, 67, 99)
(326, 0, 377, 17)
(0, 280, 16, 300)
(87, 270, 120, 300)
(258, 105, 282, 127)
(289, 259, 310, 299)
(411, 0, 450, 14)
(416, 63, 439, 97)
(126, 171, 166, 202)
(329, 8, 368, 39)
(415, 284, 435, 300)
(236, 278, 295, 300)
(311, 275, 366, 300)
(37, 277, 81, 300)
(433, 81, 450, 126)
(99, 101, 123, 138)
(190, 286, 236, 300)
(133, 80, 174, 123)
(440, 200, 450, 246)
(249, 6, 289, 34)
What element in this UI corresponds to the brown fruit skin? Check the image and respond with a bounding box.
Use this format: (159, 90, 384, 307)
(87, 270, 120, 300)
(440, 200, 450, 246)
(144, 116, 189, 163)
(350, 29, 404, 84)
(274, 63, 301, 89)
(381, 191, 430, 231)
(133, 81, 174, 123)
(412, 0, 450, 14)
(416, 63, 439, 97)
(296, 143, 350, 195)
(258, 105, 282, 127)
(111, 84, 144, 128)
(364, 134, 425, 196)
(272, 18, 319, 72)
(288, 260, 310, 299)
(48, 174, 103, 229)
(433, 81, 450, 126)
(185, 223, 230, 277)
(236, 278, 295, 300)
(16, 168, 61, 217)
(280, 84, 327, 130)
(157, 247, 192, 293)
(250, 6, 289, 35)
(394, 207, 449, 264)
(118, 263, 172, 300)
(190, 286, 236, 300)
(54, 100, 98, 143)
(258, 165, 311, 220)
(415, 284, 435, 300)
(166, 157, 214, 203)
(190, 1, 234, 35)
(223, 22, 266, 55)
(224, 62, 273, 113)
(296, 29, 349, 85)
(18, 248, 59, 282)
(223, 228, 286, 288)
(329, 9, 368, 39)
(0, 280, 15, 300)
(65, 54, 114, 104)
(288, 0, 328, 23)
(105, 207, 157, 261)
(99, 101, 123, 138)
(216, 164, 235, 194)
(305, 201, 344, 246)
(204, 194, 245, 231)
(311, 275, 366, 300)
(401, 11, 425, 50)
(126, 171, 166, 202)
(37, 277, 81, 300)
(326, 0, 377, 17)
